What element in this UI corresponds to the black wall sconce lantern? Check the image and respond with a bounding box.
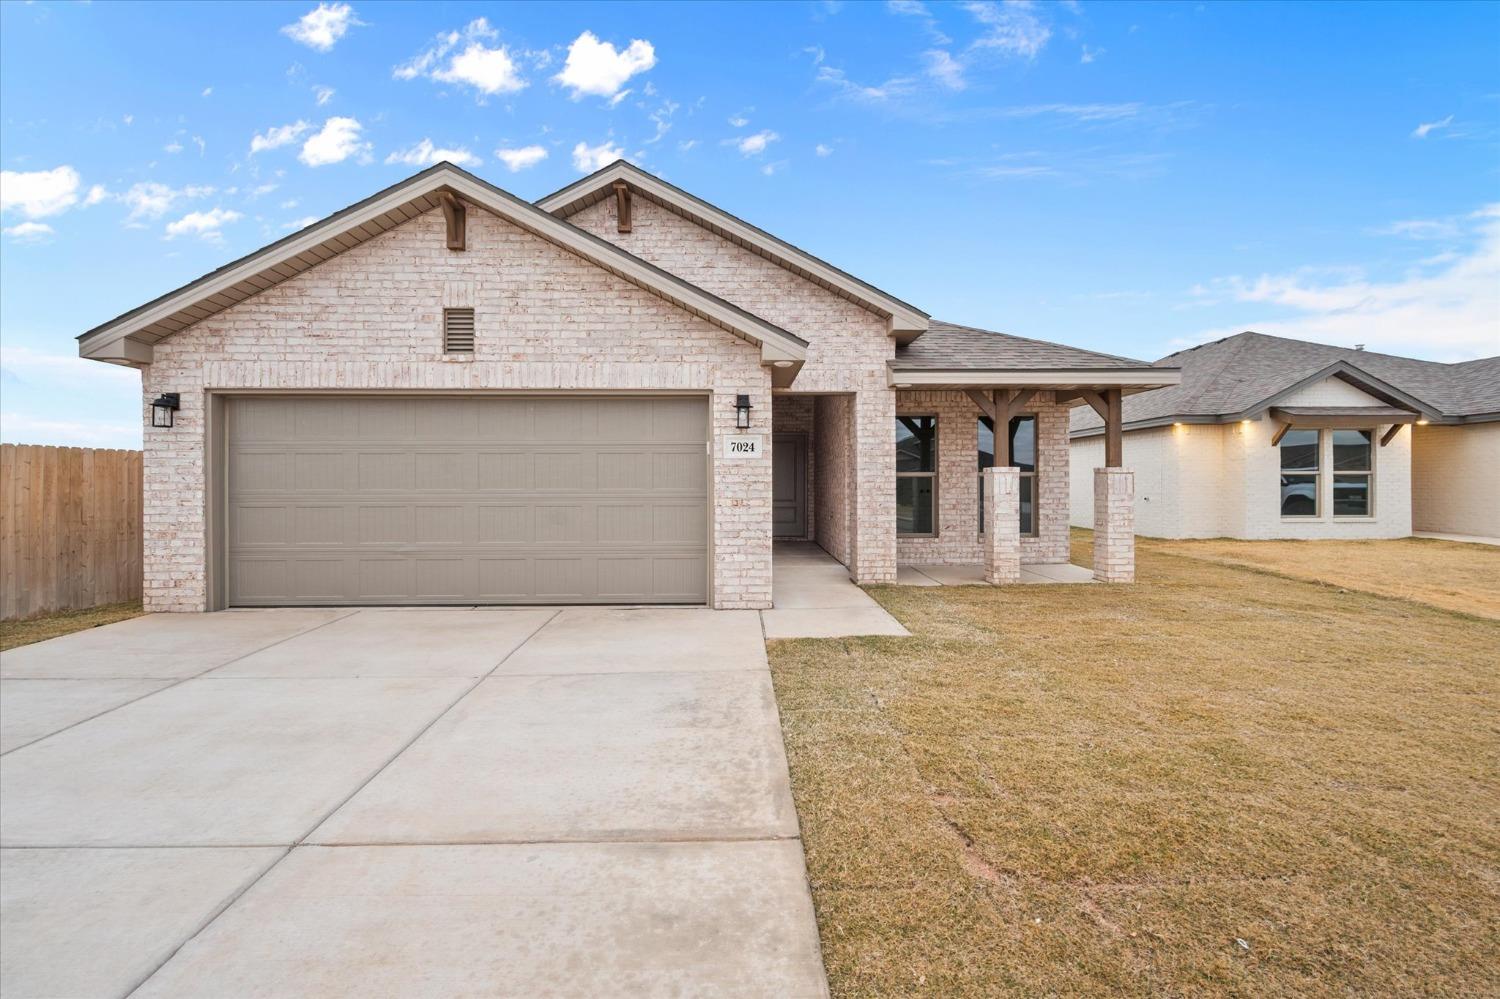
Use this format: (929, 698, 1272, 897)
(735, 393, 753, 430)
(151, 393, 181, 428)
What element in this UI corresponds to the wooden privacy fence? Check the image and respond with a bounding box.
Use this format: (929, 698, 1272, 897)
(0, 444, 143, 621)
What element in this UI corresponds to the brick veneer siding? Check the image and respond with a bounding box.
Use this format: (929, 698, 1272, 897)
(1412, 422, 1500, 538)
(895, 390, 1071, 565)
(813, 394, 853, 565)
(569, 195, 898, 582)
(772, 395, 816, 540)
(1092, 468, 1135, 582)
(140, 206, 772, 612)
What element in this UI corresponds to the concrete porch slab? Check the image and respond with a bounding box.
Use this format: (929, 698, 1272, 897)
(0, 847, 282, 999)
(0, 677, 469, 847)
(210, 608, 555, 678)
(0, 609, 350, 680)
(494, 607, 767, 675)
(761, 607, 910, 640)
(766, 543, 909, 639)
(906, 563, 987, 586)
(1413, 531, 1500, 546)
(0, 679, 174, 754)
(1023, 562, 1096, 583)
(310, 669, 797, 844)
(899, 562, 1095, 585)
(130, 842, 828, 999)
(895, 566, 942, 586)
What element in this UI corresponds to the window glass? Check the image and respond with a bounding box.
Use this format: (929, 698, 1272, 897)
(1010, 417, 1036, 472)
(896, 416, 936, 473)
(1280, 474, 1318, 517)
(977, 415, 1038, 537)
(1332, 430, 1372, 471)
(896, 476, 934, 535)
(1333, 475, 1370, 516)
(1279, 429, 1319, 471)
(1019, 475, 1034, 535)
(977, 418, 994, 470)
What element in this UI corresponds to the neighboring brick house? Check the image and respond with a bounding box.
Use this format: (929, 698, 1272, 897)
(78, 161, 1177, 612)
(1070, 332, 1500, 540)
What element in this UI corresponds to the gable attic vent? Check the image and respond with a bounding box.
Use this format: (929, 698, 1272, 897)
(443, 308, 476, 354)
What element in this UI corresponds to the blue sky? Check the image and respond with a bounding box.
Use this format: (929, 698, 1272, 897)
(2, 0, 1497, 448)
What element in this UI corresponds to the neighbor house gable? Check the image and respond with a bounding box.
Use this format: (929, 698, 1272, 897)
(77, 162, 808, 386)
(536, 160, 930, 343)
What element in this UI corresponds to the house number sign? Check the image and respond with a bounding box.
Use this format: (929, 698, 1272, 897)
(722, 435, 763, 460)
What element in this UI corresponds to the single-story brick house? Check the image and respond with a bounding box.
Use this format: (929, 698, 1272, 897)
(78, 161, 1178, 611)
(1070, 332, 1500, 540)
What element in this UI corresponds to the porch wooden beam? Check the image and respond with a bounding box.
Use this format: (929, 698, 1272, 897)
(1003, 389, 1038, 422)
(1077, 387, 1109, 421)
(438, 191, 466, 251)
(613, 180, 632, 233)
(1104, 387, 1123, 467)
(1270, 422, 1292, 447)
(993, 390, 1010, 468)
(964, 389, 997, 421)
(1379, 423, 1404, 447)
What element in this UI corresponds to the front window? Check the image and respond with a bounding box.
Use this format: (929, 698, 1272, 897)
(1279, 429, 1320, 517)
(978, 415, 1036, 535)
(896, 416, 938, 536)
(1332, 429, 1374, 517)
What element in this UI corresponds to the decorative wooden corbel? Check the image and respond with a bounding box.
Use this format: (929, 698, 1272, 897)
(438, 191, 466, 251)
(613, 180, 632, 233)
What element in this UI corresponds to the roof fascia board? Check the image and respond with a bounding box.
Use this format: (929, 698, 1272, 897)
(538, 161, 930, 336)
(79, 164, 808, 370)
(888, 367, 1181, 388)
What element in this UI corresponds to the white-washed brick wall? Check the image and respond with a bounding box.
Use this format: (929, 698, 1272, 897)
(897, 390, 1070, 565)
(570, 195, 898, 580)
(1411, 423, 1500, 537)
(813, 394, 852, 564)
(1072, 425, 1231, 538)
(141, 207, 773, 611)
(1092, 468, 1135, 582)
(772, 395, 816, 540)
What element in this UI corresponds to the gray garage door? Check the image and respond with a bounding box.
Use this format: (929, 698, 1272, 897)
(226, 395, 708, 605)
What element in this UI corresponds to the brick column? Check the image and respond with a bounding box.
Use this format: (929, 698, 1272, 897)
(1093, 467, 1135, 583)
(983, 466, 1021, 584)
(851, 386, 897, 584)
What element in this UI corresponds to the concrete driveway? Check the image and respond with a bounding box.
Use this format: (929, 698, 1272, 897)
(0, 608, 827, 998)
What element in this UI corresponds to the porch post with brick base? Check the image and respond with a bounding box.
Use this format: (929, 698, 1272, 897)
(1092, 467, 1135, 583)
(982, 466, 1021, 584)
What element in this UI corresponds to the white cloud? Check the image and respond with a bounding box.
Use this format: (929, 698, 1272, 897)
(1412, 114, 1453, 139)
(282, 3, 361, 52)
(121, 182, 214, 221)
(678, 139, 700, 152)
(299, 117, 369, 166)
(395, 18, 526, 97)
(607, 88, 632, 108)
(164, 141, 184, 154)
(3, 221, 54, 241)
(192, 136, 206, 157)
(0, 166, 82, 218)
(251, 121, 311, 153)
(84, 184, 109, 206)
(761, 160, 787, 176)
(554, 31, 656, 100)
(314, 85, 335, 105)
(964, 0, 1051, 59)
(924, 49, 966, 89)
(0, 414, 141, 448)
(282, 215, 321, 231)
(495, 145, 548, 172)
(202, 86, 213, 97)
(384, 138, 481, 168)
(728, 114, 750, 128)
(1080, 44, 1101, 64)
(1184, 204, 1500, 360)
(732, 130, 779, 156)
(165, 207, 243, 240)
(815, 143, 833, 157)
(250, 182, 279, 198)
(0, 346, 140, 448)
(571, 140, 624, 173)
(814, 60, 916, 102)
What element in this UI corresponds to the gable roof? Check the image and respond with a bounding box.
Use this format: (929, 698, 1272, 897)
(77, 162, 808, 384)
(535, 160, 930, 342)
(1072, 331, 1500, 434)
(888, 320, 1180, 392)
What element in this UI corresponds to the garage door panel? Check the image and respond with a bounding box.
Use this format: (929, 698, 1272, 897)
(227, 395, 708, 605)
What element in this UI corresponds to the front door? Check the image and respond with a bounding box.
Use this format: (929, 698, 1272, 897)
(772, 433, 807, 538)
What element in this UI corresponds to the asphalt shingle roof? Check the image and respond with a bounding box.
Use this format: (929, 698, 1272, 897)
(1072, 331, 1500, 432)
(893, 320, 1152, 371)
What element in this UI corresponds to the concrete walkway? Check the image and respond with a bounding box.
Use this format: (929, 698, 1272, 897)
(897, 561, 1096, 586)
(0, 608, 828, 998)
(762, 542, 909, 639)
(1413, 531, 1499, 547)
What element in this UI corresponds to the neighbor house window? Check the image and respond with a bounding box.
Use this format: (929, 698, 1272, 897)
(1332, 429, 1374, 517)
(977, 415, 1037, 535)
(896, 415, 938, 536)
(1279, 429, 1320, 517)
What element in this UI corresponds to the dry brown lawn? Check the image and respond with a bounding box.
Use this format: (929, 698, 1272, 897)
(769, 535, 1500, 997)
(1140, 535, 1500, 620)
(0, 601, 143, 652)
